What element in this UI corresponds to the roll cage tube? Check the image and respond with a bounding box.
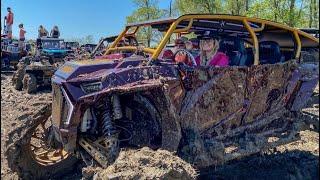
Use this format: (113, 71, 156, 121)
(103, 26, 142, 56)
(149, 17, 262, 65)
(243, 19, 259, 65)
(149, 15, 313, 65)
(91, 37, 109, 58)
(107, 46, 155, 54)
(105, 15, 313, 64)
(104, 28, 129, 55)
(293, 30, 302, 60)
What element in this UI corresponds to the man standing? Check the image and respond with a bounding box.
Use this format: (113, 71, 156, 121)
(50, 25, 60, 38)
(5, 7, 14, 40)
(18, 23, 26, 51)
(38, 25, 49, 38)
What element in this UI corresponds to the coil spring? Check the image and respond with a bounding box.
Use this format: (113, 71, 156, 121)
(94, 97, 117, 137)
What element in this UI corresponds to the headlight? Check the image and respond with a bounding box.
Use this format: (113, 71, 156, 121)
(80, 82, 102, 94)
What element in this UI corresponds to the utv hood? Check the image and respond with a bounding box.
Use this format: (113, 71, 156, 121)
(52, 58, 178, 102)
(53, 58, 142, 82)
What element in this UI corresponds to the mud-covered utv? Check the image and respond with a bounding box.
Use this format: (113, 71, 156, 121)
(6, 14, 319, 179)
(90, 35, 118, 58)
(37, 37, 68, 62)
(1, 38, 28, 69)
(11, 56, 60, 93)
(64, 41, 80, 61)
(79, 43, 97, 54)
(12, 38, 66, 93)
(66, 41, 80, 52)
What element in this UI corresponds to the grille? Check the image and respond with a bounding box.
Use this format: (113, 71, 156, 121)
(52, 84, 69, 127)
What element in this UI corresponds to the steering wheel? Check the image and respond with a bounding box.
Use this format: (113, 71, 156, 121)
(174, 49, 197, 66)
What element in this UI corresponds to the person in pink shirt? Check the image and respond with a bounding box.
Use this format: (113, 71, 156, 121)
(195, 31, 229, 67)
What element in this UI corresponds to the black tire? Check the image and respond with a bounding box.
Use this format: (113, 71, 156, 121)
(12, 68, 25, 90)
(121, 94, 162, 149)
(6, 104, 78, 179)
(23, 73, 37, 93)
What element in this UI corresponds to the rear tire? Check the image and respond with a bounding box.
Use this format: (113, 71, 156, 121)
(23, 73, 37, 93)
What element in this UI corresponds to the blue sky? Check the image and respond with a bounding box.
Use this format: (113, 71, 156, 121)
(1, 0, 172, 43)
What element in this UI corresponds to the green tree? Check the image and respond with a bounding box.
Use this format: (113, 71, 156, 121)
(173, 0, 318, 28)
(126, 0, 166, 47)
(174, 0, 222, 14)
(309, 0, 319, 28)
(66, 35, 95, 45)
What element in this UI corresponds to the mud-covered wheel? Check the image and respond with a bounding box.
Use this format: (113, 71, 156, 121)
(12, 68, 25, 90)
(23, 73, 37, 93)
(121, 94, 162, 148)
(6, 104, 78, 179)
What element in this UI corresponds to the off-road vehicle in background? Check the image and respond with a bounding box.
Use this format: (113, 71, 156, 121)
(12, 38, 67, 93)
(80, 43, 97, 53)
(1, 38, 28, 69)
(11, 55, 61, 93)
(77, 43, 98, 60)
(65, 41, 80, 61)
(37, 37, 68, 62)
(6, 14, 319, 179)
(66, 41, 80, 52)
(90, 35, 118, 58)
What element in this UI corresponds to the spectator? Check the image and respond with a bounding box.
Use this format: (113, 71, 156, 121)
(195, 31, 229, 67)
(173, 37, 187, 53)
(5, 7, 14, 40)
(185, 39, 199, 57)
(50, 25, 60, 38)
(38, 25, 49, 38)
(18, 23, 26, 51)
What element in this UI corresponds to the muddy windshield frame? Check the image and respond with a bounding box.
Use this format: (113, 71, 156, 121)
(105, 14, 319, 65)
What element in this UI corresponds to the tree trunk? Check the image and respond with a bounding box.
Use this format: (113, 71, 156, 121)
(204, 0, 211, 13)
(273, 0, 278, 22)
(313, 0, 318, 28)
(297, 0, 304, 21)
(146, 0, 151, 47)
(236, 0, 241, 15)
(289, 0, 296, 27)
(245, 0, 249, 11)
(309, 0, 313, 28)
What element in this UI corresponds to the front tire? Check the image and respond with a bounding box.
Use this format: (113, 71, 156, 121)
(6, 104, 78, 179)
(121, 94, 162, 149)
(12, 68, 25, 90)
(23, 73, 37, 93)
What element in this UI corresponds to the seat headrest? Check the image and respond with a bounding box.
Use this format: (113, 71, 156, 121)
(259, 41, 281, 53)
(259, 41, 282, 64)
(219, 37, 245, 53)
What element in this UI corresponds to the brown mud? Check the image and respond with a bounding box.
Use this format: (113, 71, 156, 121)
(1, 73, 319, 179)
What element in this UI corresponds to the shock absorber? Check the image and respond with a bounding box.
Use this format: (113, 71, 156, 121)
(112, 94, 123, 120)
(95, 96, 120, 164)
(101, 96, 117, 136)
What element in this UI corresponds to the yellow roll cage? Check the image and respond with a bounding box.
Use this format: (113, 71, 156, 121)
(105, 14, 319, 65)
